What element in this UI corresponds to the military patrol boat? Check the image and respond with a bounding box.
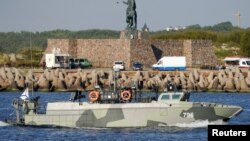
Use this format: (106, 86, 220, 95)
(6, 81, 242, 128)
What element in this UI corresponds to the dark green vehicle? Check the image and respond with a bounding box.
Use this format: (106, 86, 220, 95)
(69, 58, 92, 69)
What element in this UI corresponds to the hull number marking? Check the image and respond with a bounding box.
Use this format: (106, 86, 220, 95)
(183, 112, 194, 118)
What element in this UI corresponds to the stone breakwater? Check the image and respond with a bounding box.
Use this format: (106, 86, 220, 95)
(0, 67, 250, 92)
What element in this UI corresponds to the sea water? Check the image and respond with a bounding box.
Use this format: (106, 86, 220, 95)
(0, 92, 249, 141)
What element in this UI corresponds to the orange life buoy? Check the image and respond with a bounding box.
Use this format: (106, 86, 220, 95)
(120, 90, 132, 101)
(88, 91, 100, 102)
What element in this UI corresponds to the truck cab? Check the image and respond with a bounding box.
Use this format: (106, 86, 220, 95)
(45, 54, 70, 69)
(69, 58, 92, 69)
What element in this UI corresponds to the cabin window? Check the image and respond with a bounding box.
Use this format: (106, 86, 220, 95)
(242, 61, 246, 65)
(172, 95, 180, 100)
(247, 61, 250, 65)
(224, 60, 239, 66)
(157, 60, 163, 65)
(161, 95, 170, 100)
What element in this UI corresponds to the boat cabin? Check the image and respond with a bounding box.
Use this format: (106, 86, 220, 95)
(157, 92, 190, 103)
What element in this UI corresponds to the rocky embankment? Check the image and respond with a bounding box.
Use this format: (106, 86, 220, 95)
(0, 67, 250, 92)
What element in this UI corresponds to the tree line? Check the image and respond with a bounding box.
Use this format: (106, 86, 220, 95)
(0, 29, 120, 53)
(0, 29, 120, 67)
(0, 21, 250, 57)
(151, 21, 250, 57)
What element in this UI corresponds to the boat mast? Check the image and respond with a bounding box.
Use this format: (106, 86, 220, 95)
(29, 32, 34, 98)
(113, 68, 120, 93)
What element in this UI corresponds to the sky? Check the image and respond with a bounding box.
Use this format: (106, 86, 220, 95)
(0, 0, 249, 32)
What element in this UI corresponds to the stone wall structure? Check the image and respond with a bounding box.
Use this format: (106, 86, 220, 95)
(43, 38, 217, 68)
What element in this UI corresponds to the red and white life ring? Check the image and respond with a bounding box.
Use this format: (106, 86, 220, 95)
(88, 91, 100, 102)
(120, 90, 132, 101)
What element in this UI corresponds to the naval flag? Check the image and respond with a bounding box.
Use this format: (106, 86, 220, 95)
(20, 88, 29, 101)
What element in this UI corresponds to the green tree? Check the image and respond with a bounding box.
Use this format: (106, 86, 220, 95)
(0, 53, 10, 66)
(213, 21, 234, 32)
(187, 24, 201, 30)
(240, 30, 250, 57)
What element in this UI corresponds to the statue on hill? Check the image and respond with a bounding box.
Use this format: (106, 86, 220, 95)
(123, 0, 137, 30)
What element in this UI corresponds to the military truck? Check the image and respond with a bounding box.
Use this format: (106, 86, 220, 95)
(69, 58, 92, 69)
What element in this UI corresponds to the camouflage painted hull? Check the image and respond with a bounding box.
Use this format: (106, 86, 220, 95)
(24, 101, 242, 128)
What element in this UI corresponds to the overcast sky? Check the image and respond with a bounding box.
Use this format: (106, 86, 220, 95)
(0, 0, 249, 32)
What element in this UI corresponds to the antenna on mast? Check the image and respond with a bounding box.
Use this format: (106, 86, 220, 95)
(234, 10, 241, 27)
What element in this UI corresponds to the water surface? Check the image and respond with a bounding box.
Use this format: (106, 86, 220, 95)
(0, 92, 249, 141)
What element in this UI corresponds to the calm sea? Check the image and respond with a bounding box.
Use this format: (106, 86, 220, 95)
(0, 92, 249, 141)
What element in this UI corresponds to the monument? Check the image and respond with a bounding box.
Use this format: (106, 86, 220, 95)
(42, 1, 217, 68)
(120, 0, 141, 39)
(123, 0, 137, 29)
